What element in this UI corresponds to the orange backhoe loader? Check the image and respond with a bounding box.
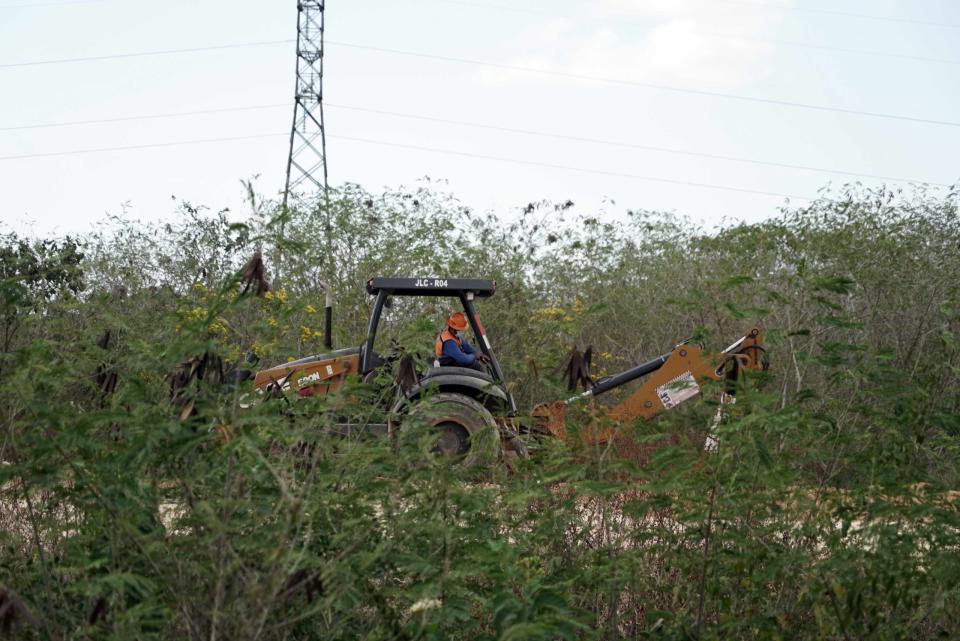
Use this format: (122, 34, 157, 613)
(252, 277, 768, 463)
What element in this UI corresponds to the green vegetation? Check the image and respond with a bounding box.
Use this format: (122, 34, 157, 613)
(1, 183, 959, 639)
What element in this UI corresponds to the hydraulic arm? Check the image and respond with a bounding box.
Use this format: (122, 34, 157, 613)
(533, 328, 767, 443)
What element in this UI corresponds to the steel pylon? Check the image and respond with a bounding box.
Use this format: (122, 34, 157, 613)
(282, 0, 328, 208)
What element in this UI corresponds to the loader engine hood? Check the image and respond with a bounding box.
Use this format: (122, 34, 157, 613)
(253, 346, 361, 397)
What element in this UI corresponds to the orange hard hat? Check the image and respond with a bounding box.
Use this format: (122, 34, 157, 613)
(447, 311, 468, 331)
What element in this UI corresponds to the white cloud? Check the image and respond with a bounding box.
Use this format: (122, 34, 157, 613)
(479, 0, 790, 92)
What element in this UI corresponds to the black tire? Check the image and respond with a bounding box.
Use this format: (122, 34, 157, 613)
(399, 392, 500, 468)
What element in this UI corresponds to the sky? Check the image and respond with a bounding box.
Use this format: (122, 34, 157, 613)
(1, 0, 958, 237)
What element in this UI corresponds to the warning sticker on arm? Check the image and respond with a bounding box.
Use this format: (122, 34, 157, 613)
(657, 371, 700, 409)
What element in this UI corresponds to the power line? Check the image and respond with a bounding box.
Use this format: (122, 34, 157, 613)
(323, 103, 949, 186)
(432, 0, 960, 65)
(7, 2, 954, 69)
(435, 0, 960, 30)
(0, 0, 108, 7)
(11, 0, 954, 28)
(0, 133, 287, 161)
(325, 41, 960, 129)
(4, 129, 952, 201)
(722, 0, 960, 30)
(0, 39, 294, 68)
(327, 133, 811, 200)
(702, 32, 960, 66)
(4, 100, 946, 186)
(0, 129, 807, 200)
(4, 38, 958, 129)
(0, 104, 287, 132)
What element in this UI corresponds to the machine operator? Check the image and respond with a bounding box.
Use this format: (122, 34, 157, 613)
(434, 311, 489, 371)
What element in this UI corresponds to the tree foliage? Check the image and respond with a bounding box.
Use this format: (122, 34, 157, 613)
(1, 182, 958, 639)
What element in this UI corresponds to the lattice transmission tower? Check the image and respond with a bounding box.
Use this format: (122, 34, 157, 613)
(282, 1, 328, 209)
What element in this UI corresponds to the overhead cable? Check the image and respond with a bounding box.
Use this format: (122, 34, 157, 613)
(326, 134, 812, 201)
(723, 0, 960, 30)
(0, 104, 288, 131)
(3, 38, 958, 129)
(322, 103, 950, 187)
(0, 0, 109, 7)
(0, 130, 807, 200)
(433, 0, 960, 65)
(3, 101, 947, 186)
(702, 32, 960, 66)
(324, 41, 960, 128)
(435, 0, 960, 30)
(0, 39, 294, 68)
(5, 130, 952, 201)
(0, 133, 287, 160)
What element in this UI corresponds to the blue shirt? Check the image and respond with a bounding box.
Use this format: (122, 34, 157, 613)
(441, 335, 477, 365)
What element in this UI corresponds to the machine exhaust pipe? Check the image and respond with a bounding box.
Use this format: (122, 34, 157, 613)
(319, 281, 333, 349)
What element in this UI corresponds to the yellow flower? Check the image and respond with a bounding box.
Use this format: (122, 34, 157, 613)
(530, 306, 565, 321)
(183, 307, 205, 321)
(264, 291, 274, 300)
(208, 320, 228, 335)
(193, 282, 205, 291)
(268, 318, 278, 327)
(252, 340, 275, 357)
(306, 304, 317, 314)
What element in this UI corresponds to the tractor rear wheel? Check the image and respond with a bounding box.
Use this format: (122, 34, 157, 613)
(400, 393, 500, 468)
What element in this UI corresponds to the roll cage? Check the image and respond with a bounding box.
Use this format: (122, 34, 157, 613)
(360, 278, 509, 394)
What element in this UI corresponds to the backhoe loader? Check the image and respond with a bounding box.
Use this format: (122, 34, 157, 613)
(252, 277, 768, 463)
